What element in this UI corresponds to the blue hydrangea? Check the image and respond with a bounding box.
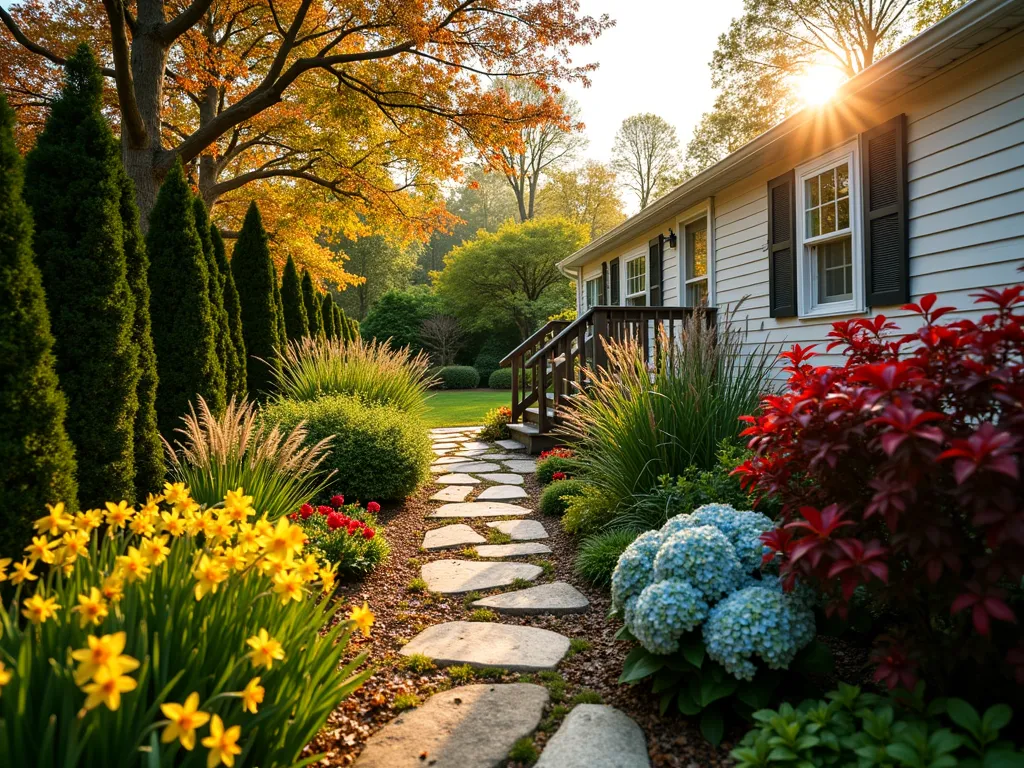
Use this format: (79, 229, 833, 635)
(610, 529, 663, 612)
(661, 512, 702, 538)
(629, 579, 709, 655)
(652, 525, 742, 602)
(689, 504, 775, 572)
(702, 586, 816, 681)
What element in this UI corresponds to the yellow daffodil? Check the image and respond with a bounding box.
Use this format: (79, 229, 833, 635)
(129, 512, 157, 537)
(160, 692, 210, 750)
(25, 535, 59, 565)
(162, 481, 191, 506)
(71, 632, 139, 685)
(141, 535, 171, 566)
(10, 559, 37, 584)
(74, 508, 103, 533)
(224, 488, 254, 523)
(240, 676, 264, 714)
(217, 546, 246, 572)
(104, 500, 134, 531)
(140, 493, 161, 516)
(82, 664, 137, 711)
(349, 602, 375, 638)
(319, 565, 337, 595)
(207, 515, 234, 541)
(260, 552, 293, 579)
(116, 546, 151, 583)
(272, 570, 304, 605)
(253, 517, 274, 539)
(202, 714, 242, 768)
(0, 660, 12, 695)
(186, 509, 215, 537)
(246, 629, 285, 670)
(61, 529, 91, 561)
(235, 522, 260, 552)
(193, 555, 228, 601)
(160, 509, 187, 537)
(295, 554, 320, 582)
(259, 517, 304, 561)
(34, 501, 72, 536)
(73, 587, 109, 628)
(0, 557, 11, 583)
(21, 593, 61, 625)
(101, 573, 124, 603)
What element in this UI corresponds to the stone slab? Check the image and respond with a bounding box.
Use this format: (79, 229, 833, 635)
(474, 543, 552, 558)
(453, 450, 488, 457)
(432, 449, 448, 456)
(495, 440, 526, 451)
(423, 524, 486, 550)
(431, 442, 460, 450)
(431, 427, 472, 434)
(439, 461, 502, 474)
(429, 501, 531, 518)
(420, 560, 541, 594)
(486, 520, 548, 540)
(503, 460, 537, 473)
(476, 485, 528, 501)
(432, 455, 470, 466)
(472, 582, 589, 616)
(401, 621, 570, 672)
(460, 441, 492, 450)
(476, 473, 524, 485)
(435, 474, 481, 485)
(535, 705, 650, 768)
(430, 485, 473, 502)
(354, 684, 549, 768)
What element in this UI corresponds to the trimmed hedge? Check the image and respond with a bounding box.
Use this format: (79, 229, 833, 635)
(262, 394, 432, 501)
(437, 365, 480, 389)
(488, 367, 513, 389)
(539, 478, 588, 516)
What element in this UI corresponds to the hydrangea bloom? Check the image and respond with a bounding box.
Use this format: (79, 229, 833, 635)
(610, 529, 662, 612)
(652, 526, 741, 602)
(690, 504, 774, 572)
(703, 586, 816, 680)
(631, 579, 709, 654)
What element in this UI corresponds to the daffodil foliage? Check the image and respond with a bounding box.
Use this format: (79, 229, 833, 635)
(0, 484, 372, 766)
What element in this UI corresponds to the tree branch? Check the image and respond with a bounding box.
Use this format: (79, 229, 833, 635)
(101, 0, 147, 147)
(0, 6, 116, 76)
(160, 0, 218, 43)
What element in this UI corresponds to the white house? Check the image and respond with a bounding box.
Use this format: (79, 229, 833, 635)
(504, 0, 1024, 450)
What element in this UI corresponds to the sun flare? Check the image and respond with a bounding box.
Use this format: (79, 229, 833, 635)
(796, 65, 847, 106)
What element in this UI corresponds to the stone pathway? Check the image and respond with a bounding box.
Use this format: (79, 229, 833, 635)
(358, 425, 647, 767)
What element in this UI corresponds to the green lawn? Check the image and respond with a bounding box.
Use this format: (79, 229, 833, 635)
(423, 389, 510, 428)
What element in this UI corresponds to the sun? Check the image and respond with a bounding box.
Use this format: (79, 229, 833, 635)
(795, 65, 847, 106)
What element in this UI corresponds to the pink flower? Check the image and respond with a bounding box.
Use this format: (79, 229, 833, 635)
(299, 503, 314, 519)
(317, 505, 332, 516)
(367, 501, 380, 514)
(330, 494, 345, 508)
(326, 512, 344, 530)
(363, 527, 376, 540)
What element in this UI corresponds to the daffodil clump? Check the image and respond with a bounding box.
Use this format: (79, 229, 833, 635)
(0, 485, 373, 767)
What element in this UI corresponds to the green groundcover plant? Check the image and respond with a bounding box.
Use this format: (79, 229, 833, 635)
(539, 478, 588, 517)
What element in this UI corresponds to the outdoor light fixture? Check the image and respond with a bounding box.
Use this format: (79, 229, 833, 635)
(665, 228, 678, 249)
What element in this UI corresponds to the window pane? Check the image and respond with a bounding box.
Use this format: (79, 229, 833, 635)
(806, 176, 819, 208)
(807, 207, 820, 237)
(821, 168, 836, 203)
(837, 198, 849, 229)
(821, 202, 836, 234)
(815, 236, 853, 304)
(688, 279, 708, 307)
(836, 163, 849, 198)
(686, 219, 707, 278)
(626, 295, 647, 307)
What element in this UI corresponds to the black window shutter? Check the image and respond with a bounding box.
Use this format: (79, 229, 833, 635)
(649, 236, 663, 306)
(601, 261, 609, 305)
(767, 170, 797, 318)
(609, 258, 620, 305)
(862, 114, 909, 306)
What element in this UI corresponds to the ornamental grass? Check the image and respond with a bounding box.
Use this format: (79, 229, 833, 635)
(271, 336, 434, 414)
(0, 485, 372, 766)
(166, 396, 333, 521)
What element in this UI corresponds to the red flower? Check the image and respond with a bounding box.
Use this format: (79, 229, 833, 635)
(317, 505, 333, 516)
(330, 494, 345, 508)
(552, 471, 566, 481)
(367, 501, 380, 514)
(326, 512, 344, 530)
(347, 521, 362, 535)
(288, 512, 298, 521)
(362, 527, 376, 540)
(299, 503, 314, 520)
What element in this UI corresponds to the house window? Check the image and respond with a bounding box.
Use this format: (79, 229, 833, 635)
(796, 142, 863, 316)
(584, 275, 604, 309)
(625, 256, 646, 306)
(684, 218, 709, 306)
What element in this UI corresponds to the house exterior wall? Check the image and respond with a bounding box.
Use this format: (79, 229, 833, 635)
(574, 26, 1024, 368)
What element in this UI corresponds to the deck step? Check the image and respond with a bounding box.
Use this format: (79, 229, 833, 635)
(507, 423, 560, 454)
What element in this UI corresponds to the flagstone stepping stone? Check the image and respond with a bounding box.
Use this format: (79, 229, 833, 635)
(474, 542, 552, 558)
(503, 459, 537, 473)
(431, 442, 460, 450)
(439, 461, 502, 474)
(432, 455, 469, 466)
(475, 485, 528, 501)
(354, 683, 549, 768)
(486, 519, 548, 540)
(477, 473, 524, 485)
(432, 427, 474, 434)
(453, 450, 488, 457)
(535, 704, 650, 768)
(432, 449, 447, 456)
(429, 501, 531, 518)
(423, 524, 486, 550)
(401, 621, 570, 671)
(435, 474, 481, 485)
(495, 440, 526, 450)
(460, 440, 492, 450)
(420, 560, 541, 593)
(430, 485, 474, 502)
(471, 582, 589, 616)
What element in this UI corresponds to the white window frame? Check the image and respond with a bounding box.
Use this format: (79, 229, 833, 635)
(583, 269, 604, 310)
(795, 140, 864, 318)
(624, 254, 647, 305)
(679, 207, 714, 307)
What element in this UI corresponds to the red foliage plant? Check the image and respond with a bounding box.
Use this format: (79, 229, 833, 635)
(735, 286, 1024, 691)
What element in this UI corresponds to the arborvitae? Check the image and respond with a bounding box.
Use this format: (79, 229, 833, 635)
(321, 293, 336, 339)
(334, 304, 347, 342)
(273, 274, 287, 349)
(146, 160, 223, 435)
(280, 255, 308, 341)
(349, 316, 360, 340)
(301, 269, 324, 339)
(211, 224, 246, 400)
(119, 169, 164, 498)
(24, 44, 138, 505)
(192, 197, 229, 408)
(232, 202, 281, 399)
(0, 92, 78, 551)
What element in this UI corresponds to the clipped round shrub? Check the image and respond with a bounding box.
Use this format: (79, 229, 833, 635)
(536, 455, 577, 484)
(437, 365, 480, 389)
(539, 478, 588, 516)
(488, 367, 513, 389)
(575, 529, 639, 586)
(262, 394, 432, 501)
(474, 347, 503, 389)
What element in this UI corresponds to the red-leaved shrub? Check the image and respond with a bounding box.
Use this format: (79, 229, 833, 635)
(736, 285, 1024, 694)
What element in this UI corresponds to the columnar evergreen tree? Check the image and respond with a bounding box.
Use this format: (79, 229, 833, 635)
(193, 197, 230, 404)
(273, 275, 287, 349)
(24, 44, 138, 505)
(232, 202, 281, 398)
(334, 305, 347, 342)
(146, 160, 223, 435)
(301, 269, 324, 339)
(321, 293, 336, 339)
(0, 92, 78, 551)
(119, 170, 165, 498)
(211, 224, 247, 400)
(281, 255, 308, 341)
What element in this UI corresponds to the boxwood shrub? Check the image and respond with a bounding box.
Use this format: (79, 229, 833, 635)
(488, 367, 512, 389)
(263, 394, 432, 500)
(437, 365, 480, 389)
(539, 478, 588, 516)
